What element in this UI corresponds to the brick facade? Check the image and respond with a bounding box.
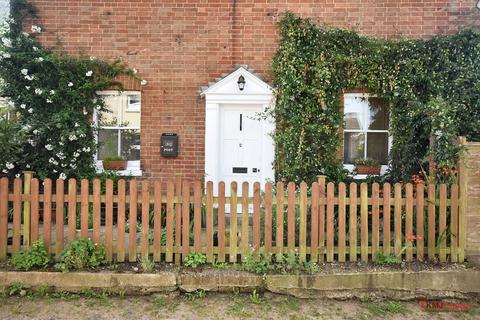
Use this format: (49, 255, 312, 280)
(27, 0, 480, 181)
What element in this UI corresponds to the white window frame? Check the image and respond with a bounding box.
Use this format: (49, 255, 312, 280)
(94, 90, 142, 176)
(343, 93, 391, 177)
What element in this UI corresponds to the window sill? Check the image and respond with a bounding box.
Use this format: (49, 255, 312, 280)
(96, 161, 142, 177)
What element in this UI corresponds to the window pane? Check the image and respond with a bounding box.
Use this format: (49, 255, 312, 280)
(367, 132, 389, 165)
(99, 95, 121, 127)
(121, 97, 141, 128)
(367, 97, 389, 130)
(127, 95, 141, 110)
(98, 129, 119, 160)
(344, 132, 365, 164)
(121, 129, 140, 161)
(344, 94, 366, 130)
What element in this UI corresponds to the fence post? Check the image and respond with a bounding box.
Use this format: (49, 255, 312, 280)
(22, 171, 33, 246)
(457, 136, 467, 263)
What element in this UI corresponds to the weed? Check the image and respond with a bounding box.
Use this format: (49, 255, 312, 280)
(183, 253, 207, 268)
(367, 301, 405, 316)
(140, 257, 155, 272)
(249, 290, 263, 304)
(7, 283, 31, 297)
(285, 296, 300, 311)
(185, 289, 206, 301)
(55, 238, 105, 272)
(11, 241, 50, 271)
(241, 248, 274, 274)
(374, 251, 402, 265)
(227, 294, 251, 318)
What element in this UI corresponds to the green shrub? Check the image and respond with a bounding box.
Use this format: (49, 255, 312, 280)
(55, 238, 105, 272)
(183, 253, 207, 268)
(11, 240, 50, 271)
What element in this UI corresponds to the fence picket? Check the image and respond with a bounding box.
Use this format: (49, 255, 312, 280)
(117, 180, 126, 262)
(153, 180, 161, 262)
(416, 183, 424, 261)
(383, 183, 391, 256)
(92, 179, 101, 245)
(276, 182, 284, 258)
(43, 179, 52, 253)
(67, 179, 77, 242)
(141, 181, 150, 260)
(371, 183, 379, 260)
(0, 178, 8, 260)
(349, 183, 357, 262)
(241, 182, 249, 257)
(128, 180, 138, 262)
(80, 180, 89, 239)
(319, 178, 326, 262)
(174, 176, 182, 264)
(327, 182, 335, 262)
(394, 183, 402, 257)
(30, 178, 39, 242)
(105, 179, 114, 262)
(299, 182, 307, 262)
(428, 184, 436, 261)
(182, 181, 190, 261)
(230, 182, 238, 263)
(55, 179, 65, 255)
(439, 184, 447, 262)
(218, 182, 226, 262)
(264, 182, 273, 252)
(194, 181, 202, 253)
(206, 181, 214, 262)
(338, 182, 346, 262)
(166, 180, 174, 262)
(12, 178, 21, 253)
(287, 182, 295, 253)
(310, 182, 319, 263)
(405, 183, 413, 262)
(360, 183, 368, 262)
(450, 185, 459, 262)
(253, 182, 261, 251)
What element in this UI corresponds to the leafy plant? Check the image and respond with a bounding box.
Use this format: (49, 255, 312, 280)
(55, 238, 105, 272)
(241, 249, 274, 274)
(11, 240, 50, 271)
(374, 251, 401, 265)
(367, 301, 405, 316)
(183, 253, 207, 268)
(354, 158, 379, 166)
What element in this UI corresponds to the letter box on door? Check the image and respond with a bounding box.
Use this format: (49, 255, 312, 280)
(161, 133, 178, 157)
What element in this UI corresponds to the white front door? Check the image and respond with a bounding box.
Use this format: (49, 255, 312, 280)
(220, 105, 263, 196)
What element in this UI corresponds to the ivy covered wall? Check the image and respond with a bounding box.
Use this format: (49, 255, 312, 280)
(272, 13, 480, 184)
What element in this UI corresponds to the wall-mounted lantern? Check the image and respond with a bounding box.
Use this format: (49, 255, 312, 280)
(237, 75, 246, 91)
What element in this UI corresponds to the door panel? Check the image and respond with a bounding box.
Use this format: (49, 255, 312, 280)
(220, 105, 263, 197)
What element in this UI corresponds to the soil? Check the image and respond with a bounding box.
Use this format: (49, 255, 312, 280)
(0, 292, 478, 320)
(0, 259, 476, 275)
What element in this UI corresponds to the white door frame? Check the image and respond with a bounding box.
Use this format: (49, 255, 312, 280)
(202, 66, 275, 194)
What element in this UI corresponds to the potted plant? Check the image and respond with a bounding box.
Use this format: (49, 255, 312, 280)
(354, 158, 381, 175)
(103, 155, 127, 170)
(101, 131, 127, 170)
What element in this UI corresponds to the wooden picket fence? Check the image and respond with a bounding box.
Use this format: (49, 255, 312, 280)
(0, 175, 465, 264)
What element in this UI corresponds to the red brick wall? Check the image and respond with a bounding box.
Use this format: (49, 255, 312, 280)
(27, 0, 480, 181)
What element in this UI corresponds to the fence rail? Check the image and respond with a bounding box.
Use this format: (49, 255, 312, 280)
(0, 176, 464, 264)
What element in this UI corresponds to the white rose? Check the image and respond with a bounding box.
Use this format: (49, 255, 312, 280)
(2, 38, 12, 48)
(59, 173, 67, 180)
(46, 99, 52, 103)
(27, 108, 33, 113)
(25, 75, 34, 81)
(86, 70, 93, 77)
(68, 82, 73, 87)
(45, 144, 53, 151)
(5, 162, 14, 169)
(20, 104, 26, 109)
(2, 53, 11, 58)
(31, 25, 42, 33)
(35, 88, 43, 95)
(21, 69, 28, 75)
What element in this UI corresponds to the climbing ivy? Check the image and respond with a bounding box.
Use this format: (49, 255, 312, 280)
(272, 13, 480, 184)
(0, 0, 133, 180)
